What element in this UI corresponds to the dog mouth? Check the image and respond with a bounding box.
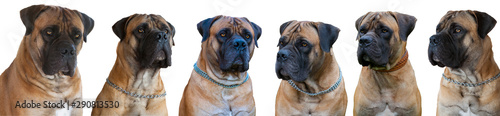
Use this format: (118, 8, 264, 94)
(155, 50, 166, 61)
(429, 52, 446, 67)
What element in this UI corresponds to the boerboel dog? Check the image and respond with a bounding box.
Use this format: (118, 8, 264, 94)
(274, 20, 347, 116)
(0, 5, 93, 115)
(179, 15, 261, 116)
(353, 11, 421, 116)
(91, 14, 174, 115)
(428, 10, 499, 115)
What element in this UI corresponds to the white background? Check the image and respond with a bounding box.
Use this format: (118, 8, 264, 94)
(0, 0, 499, 116)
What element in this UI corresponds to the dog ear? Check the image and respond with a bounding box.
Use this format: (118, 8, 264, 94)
(167, 21, 175, 46)
(112, 15, 136, 41)
(391, 12, 417, 41)
(78, 12, 94, 42)
(355, 12, 370, 31)
(468, 10, 497, 39)
(316, 22, 340, 52)
(197, 15, 222, 42)
(250, 22, 262, 48)
(280, 20, 295, 35)
(20, 5, 49, 35)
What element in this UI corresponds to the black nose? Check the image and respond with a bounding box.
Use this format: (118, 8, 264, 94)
(60, 43, 76, 57)
(277, 50, 289, 62)
(359, 36, 373, 47)
(157, 32, 168, 42)
(233, 39, 247, 51)
(430, 35, 439, 45)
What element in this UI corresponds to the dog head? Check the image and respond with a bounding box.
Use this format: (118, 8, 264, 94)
(20, 5, 94, 77)
(428, 10, 496, 68)
(275, 21, 340, 82)
(197, 15, 261, 72)
(355, 11, 416, 70)
(112, 14, 175, 69)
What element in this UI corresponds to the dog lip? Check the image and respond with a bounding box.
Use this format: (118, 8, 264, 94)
(155, 50, 166, 61)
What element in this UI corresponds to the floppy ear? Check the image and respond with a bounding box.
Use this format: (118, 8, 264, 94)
(391, 12, 417, 41)
(250, 22, 262, 47)
(79, 12, 94, 42)
(167, 21, 176, 46)
(197, 15, 222, 42)
(316, 22, 340, 52)
(112, 15, 135, 41)
(20, 5, 48, 35)
(279, 20, 294, 35)
(355, 12, 370, 31)
(468, 10, 497, 39)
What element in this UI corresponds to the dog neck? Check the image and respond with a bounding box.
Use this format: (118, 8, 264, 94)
(446, 41, 500, 86)
(365, 59, 414, 89)
(108, 54, 165, 96)
(292, 53, 340, 96)
(197, 50, 248, 86)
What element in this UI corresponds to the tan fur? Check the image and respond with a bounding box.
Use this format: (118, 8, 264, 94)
(0, 6, 85, 115)
(275, 21, 347, 116)
(91, 14, 171, 115)
(179, 16, 257, 116)
(436, 11, 500, 116)
(353, 12, 422, 116)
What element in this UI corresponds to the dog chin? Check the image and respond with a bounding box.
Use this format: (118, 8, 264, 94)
(44, 71, 73, 79)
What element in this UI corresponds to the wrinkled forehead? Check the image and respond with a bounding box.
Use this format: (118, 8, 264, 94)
(35, 6, 83, 30)
(282, 21, 319, 40)
(126, 14, 168, 32)
(360, 12, 397, 29)
(211, 16, 253, 33)
(439, 11, 476, 29)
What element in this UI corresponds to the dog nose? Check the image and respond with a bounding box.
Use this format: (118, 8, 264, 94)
(233, 39, 247, 51)
(60, 43, 76, 57)
(277, 50, 289, 61)
(430, 35, 439, 45)
(359, 36, 373, 47)
(157, 32, 168, 42)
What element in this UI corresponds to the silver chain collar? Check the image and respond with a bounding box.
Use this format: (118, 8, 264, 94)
(194, 63, 249, 88)
(442, 72, 500, 87)
(106, 78, 166, 99)
(287, 67, 343, 96)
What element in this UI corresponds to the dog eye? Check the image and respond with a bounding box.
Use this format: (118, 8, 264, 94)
(382, 29, 388, 33)
(301, 42, 308, 47)
(165, 30, 168, 33)
(75, 34, 80, 39)
(220, 33, 226, 37)
(455, 29, 461, 33)
(46, 31, 53, 35)
(138, 29, 144, 33)
(245, 35, 250, 39)
(279, 41, 284, 45)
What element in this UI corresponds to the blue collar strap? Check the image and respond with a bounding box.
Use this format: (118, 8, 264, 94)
(194, 63, 249, 88)
(287, 67, 343, 96)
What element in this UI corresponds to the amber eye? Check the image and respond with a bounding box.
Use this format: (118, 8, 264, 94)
(138, 29, 144, 33)
(165, 30, 168, 33)
(280, 41, 284, 45)
(245, 35, 250, 39)
(220, 33, 226, 37)
(360, 30, 365, 34)
(75, 34, 80, 38)
(455, 29, 461, 33)
(301, 42, 308, 47)
(46, 31, 53, 35)
(382, 29, 388, 33)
